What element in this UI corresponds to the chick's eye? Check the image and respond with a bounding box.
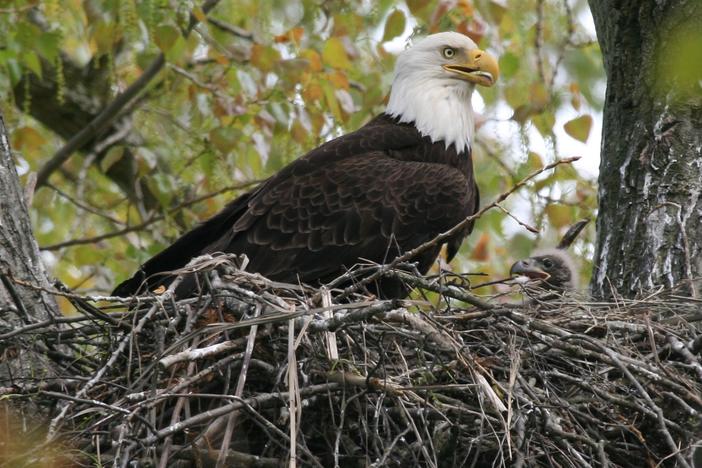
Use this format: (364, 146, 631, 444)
(442, 47, 455, 59)
(543, 259, 554, 269)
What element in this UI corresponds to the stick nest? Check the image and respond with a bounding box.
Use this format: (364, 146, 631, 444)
(2, 254, 701, 467)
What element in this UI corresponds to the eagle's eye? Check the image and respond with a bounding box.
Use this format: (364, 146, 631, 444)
(442, 47, 456, 59)
(542, 258, 554, 269)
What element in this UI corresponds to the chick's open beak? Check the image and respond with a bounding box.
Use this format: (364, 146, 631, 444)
(510, 260, 550, 280)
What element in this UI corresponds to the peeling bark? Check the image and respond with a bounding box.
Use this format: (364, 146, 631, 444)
(589, 1, 702, 298)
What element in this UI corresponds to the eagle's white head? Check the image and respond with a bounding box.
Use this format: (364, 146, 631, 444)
(386, 32, 499, 154)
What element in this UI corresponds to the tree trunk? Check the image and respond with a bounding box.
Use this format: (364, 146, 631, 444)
(589, 1, 702, 298)
(0, 110, 59, 389)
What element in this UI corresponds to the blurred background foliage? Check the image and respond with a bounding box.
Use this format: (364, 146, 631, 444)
(0, 0, 604, 304)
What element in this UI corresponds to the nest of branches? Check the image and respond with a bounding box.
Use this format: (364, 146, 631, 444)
(1, 254, 701, 467)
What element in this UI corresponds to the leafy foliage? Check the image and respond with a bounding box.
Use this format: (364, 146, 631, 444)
(0, 0, 603, 301)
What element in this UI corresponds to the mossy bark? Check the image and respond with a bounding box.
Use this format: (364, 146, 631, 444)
(589, 1, 702, 298)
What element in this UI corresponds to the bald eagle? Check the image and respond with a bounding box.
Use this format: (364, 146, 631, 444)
(113, 32, 499, 298)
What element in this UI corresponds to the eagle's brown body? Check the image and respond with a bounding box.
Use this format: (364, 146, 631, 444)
(113, 114, 479, 298)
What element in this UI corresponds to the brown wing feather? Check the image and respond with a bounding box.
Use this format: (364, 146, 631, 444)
(210, 153, 475, 288)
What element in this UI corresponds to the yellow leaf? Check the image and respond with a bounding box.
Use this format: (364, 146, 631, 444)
(300, 49, 322, 72)
(526, 151, 543, 171)
(11, 126, 46, 154)
(470, 232, 490, 261)
(309, 110, 325, 133)
(302, 82, 323, 103)
(250, 44, 281, 72)
(326, 70, 349, 89)
(383, 9, 406, 42)
(209, 49, 230, 65)
(322, 37, 351, 70)
(457, 0, 474, 16)
(545, 205, 572, 229)
(406, 0, 432, 17)
(569, 82, 581, 110)
(563, 115, 593, 143)
(291, 120, 308, 144)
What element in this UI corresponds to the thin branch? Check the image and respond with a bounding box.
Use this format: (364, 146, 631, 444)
(40, 180, 259, 250)
(140, 383, 340, 446)
(206, 17, 254, 40)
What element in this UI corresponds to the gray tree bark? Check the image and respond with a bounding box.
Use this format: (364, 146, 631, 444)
(589, 1, 702, 298)
(0, 110, 59, 389)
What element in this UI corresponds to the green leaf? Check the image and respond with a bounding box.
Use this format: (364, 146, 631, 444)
(499, 52, 520, 79)
(532, 111, 555, 137)
(154, 24, 180, 53)
(165, 36, 188, 63)
(198, 150, 218, 179)
(5, 58, 23, 85)
(100, 146, 125, 173)
(322, 37, 351, 70)
(382, 10, 406, 42)
(36, 31, 62, 62)
(563, 115, 593, 143)
(21, 51, 42, 77)
(15, 22, 41, 49)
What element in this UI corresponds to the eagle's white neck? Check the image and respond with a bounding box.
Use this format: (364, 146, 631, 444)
(386, 70, 475, 154)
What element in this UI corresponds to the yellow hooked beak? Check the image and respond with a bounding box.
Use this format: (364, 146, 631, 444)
(443, 49, 499, 87)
